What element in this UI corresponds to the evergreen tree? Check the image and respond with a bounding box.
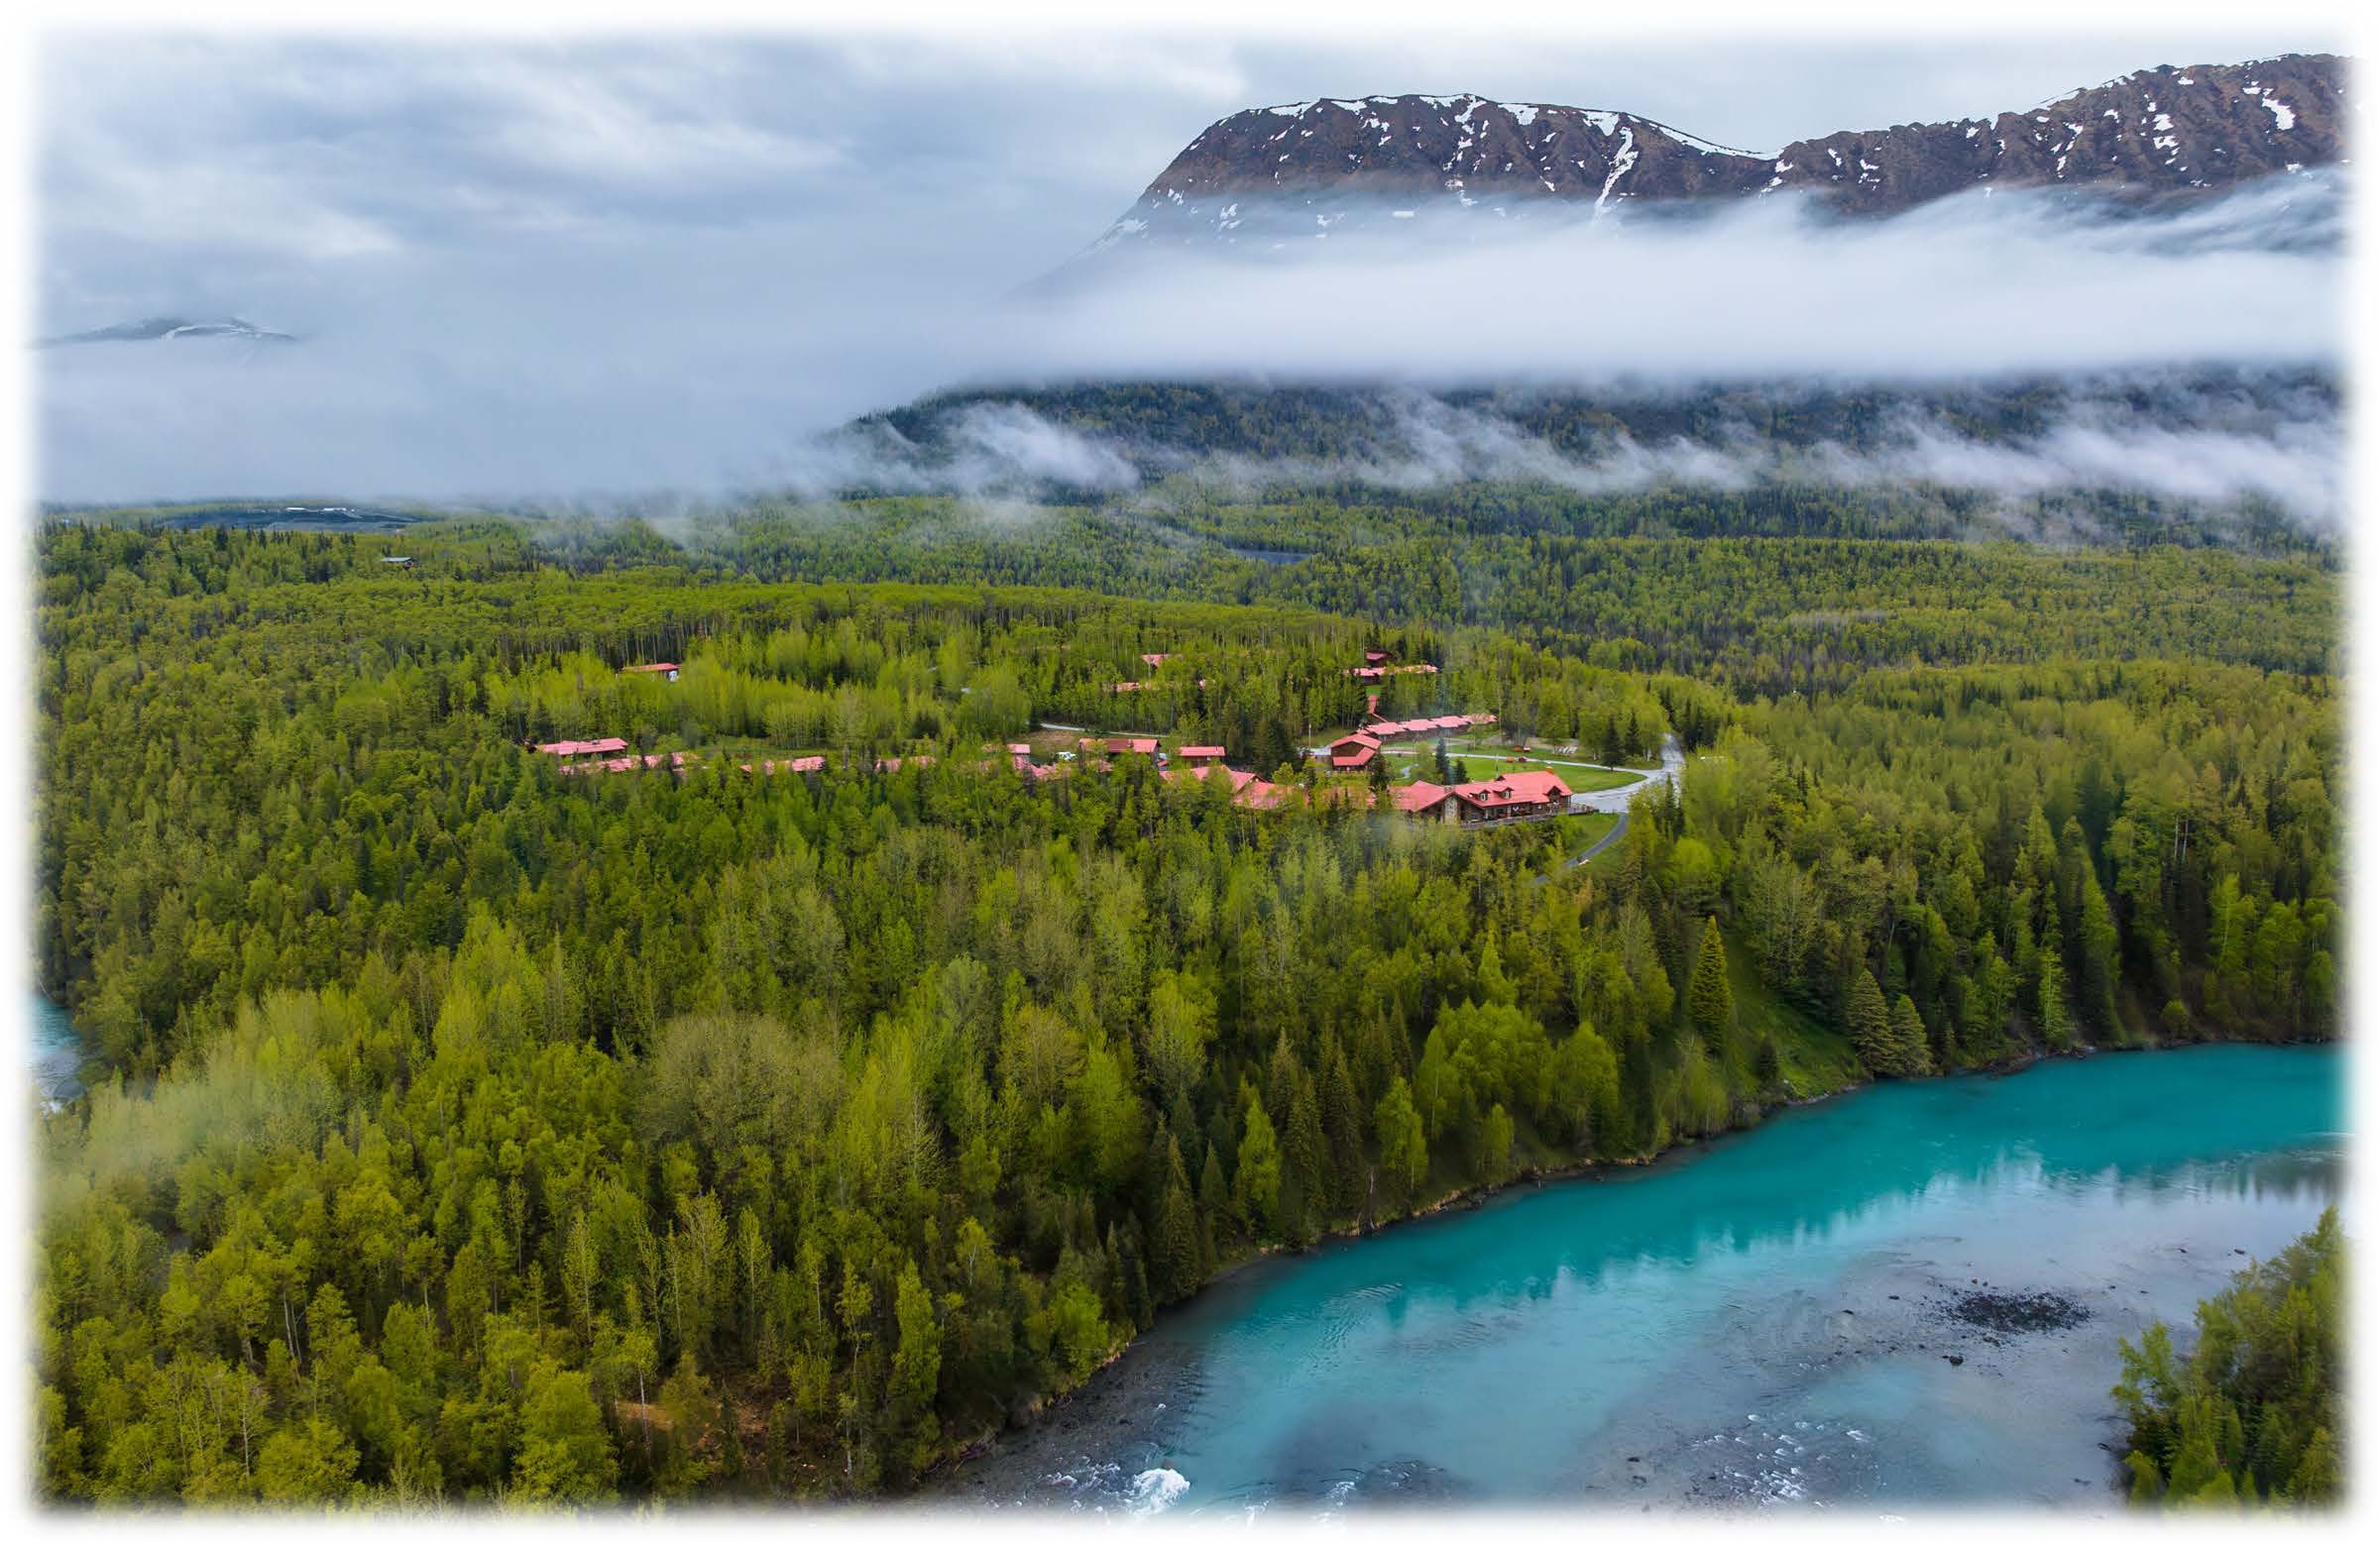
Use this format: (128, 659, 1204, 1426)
(1889, 993, 1931, 1078)
(1848, 969, 1896, 1077)
(1285, 1082, 1327, 1243)
(1317, 1037, 1363, 1215)
(1687, 917, 1735, 1054)
(1153, 1138, 1200, 1302)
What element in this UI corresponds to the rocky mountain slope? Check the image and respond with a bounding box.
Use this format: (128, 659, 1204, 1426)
(1078, 54, 2346, 259)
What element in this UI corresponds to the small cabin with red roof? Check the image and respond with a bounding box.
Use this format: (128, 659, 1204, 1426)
(1326, 732, 1382, 771)
(623, 662, 680, 682)
(1078, 735, 1160, 761)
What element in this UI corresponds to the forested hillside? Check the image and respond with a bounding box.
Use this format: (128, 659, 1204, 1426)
(32, 515, 2339, 1505)
(2114, 1208, 2343, 1507)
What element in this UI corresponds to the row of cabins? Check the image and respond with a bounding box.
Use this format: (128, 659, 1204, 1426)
(560, 750, 695, 777)
(534, 736, 630, 759)
(1346, 650, 1439, 682)
(532, 737, 923, 780)
(1109, 655, 1183, 695)
(1108, 649, 1433, 697)
(1161, 762, 1286, 810)
(1322, 712, 1499, 772)
(1001, 736, 1282, 809)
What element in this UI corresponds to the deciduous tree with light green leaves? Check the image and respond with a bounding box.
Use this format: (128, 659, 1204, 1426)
(1373, 1076, 1428, 1217)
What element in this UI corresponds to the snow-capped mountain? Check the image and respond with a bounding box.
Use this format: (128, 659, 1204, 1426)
(1068, 54, 2346, 265)
(37, 315, 297, 349)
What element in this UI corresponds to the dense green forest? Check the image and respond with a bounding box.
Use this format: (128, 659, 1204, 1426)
(31, 509, 2339, 1506)
(2113, 1208, 2343, 1507)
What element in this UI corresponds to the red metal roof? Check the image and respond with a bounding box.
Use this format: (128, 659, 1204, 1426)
(1163, 764, 1261, 798)
(1394, 780, 1450, 813)
(1450, 770, 1571, 809)
(1178, 745, 1226, 758)
(534, 735, 632, 757)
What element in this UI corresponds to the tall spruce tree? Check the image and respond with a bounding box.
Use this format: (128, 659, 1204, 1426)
(1317, 1036, 1363, 1215)
(1889, 993, 1932, 1077)
(1687, 917, 1734, 1053)
(1848, 969, 1896, 1077)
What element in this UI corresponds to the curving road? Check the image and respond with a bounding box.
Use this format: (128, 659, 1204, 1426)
(1568, 812, 1632, 869)
(1541, 734, 1684, 880)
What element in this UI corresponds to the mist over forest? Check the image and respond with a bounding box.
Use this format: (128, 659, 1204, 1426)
(38, 167, 2347, 529)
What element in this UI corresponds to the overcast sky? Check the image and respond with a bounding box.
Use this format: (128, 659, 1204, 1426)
(34, 26, 2346, 503)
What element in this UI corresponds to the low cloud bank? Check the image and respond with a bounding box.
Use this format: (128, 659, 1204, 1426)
(1004, 171, 2346, 386)
(772, 375, 2344, 532)
(36, 169, 2346, 508)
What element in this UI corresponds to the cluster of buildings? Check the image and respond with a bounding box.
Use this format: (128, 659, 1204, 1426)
(1105, 646, 1435, 696)
(1106, 655, 1215, 695)
(555, 748, 696, 777)
(530, 738, 923, 781)
(1321, 711, 1501, 772)
(1346, 649, 1438, 682)
(528, 646, 1562, 822)
(982, 735, 1286, 809)
(531, 737, 679, 778)
(534, 736, 631, 759)
(1072, 736, 1283, 806)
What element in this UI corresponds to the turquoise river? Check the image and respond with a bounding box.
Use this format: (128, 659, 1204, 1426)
(941, 1046, 2343, 1517)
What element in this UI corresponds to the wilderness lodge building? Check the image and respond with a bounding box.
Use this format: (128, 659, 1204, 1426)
(1394, 769, 1573, 824)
